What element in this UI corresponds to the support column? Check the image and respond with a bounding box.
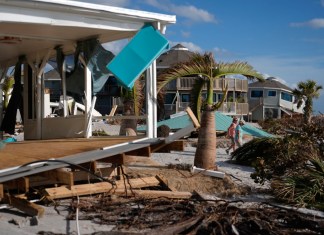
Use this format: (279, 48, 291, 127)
(0, 66, 6, 139)
(79, 55, 92, 138)
(152, 60, 157, 138)
(61, 59, 68, 117)
(36, 50, 51, 139)
(146, 62, 157, 138)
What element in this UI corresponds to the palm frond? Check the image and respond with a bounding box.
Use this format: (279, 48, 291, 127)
(216, 61, 264, 81)
(272, 158, 324, 209)
(2, 76, 14, 92)
(157, 53, 216, 92)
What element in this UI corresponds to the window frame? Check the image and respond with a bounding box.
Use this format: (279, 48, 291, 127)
(251, 90, 263, 98)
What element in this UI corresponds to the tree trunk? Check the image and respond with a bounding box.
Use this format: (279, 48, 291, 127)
(119, 100, 137, 136)
(194, 109, 216, 170)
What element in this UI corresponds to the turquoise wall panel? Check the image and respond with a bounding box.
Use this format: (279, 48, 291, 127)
(107, 24, 169, 89)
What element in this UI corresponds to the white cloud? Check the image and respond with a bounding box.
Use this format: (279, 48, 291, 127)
(245, 55, 324, 85)
(290, 18, 324, 28)
(143, 0, 216, 23)
(180, 30, 191, 38)
(213, 47, 231, 57)
(170, 41, 203, 53)
(321, 0, 324, 7)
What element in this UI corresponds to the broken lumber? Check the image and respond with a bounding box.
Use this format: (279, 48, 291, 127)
(4, 194, 44, 217)
(45, 176, 161, 200)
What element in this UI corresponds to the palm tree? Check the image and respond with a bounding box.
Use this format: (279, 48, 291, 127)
(2, 76, 15, 111)
(158, 52, 264, 169)
(119, 79, 144, 136)
(293, 80, 323, 124)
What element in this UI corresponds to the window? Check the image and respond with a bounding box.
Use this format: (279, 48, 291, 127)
(181, 94, 190, 102)
(281, 92, 293, 102)
(213, 93, 217, 102)
(268, 90, 277, 97)
(251, 90, 263, 98)
(165, 93, 176, 104)
(217, 94, 223, 102)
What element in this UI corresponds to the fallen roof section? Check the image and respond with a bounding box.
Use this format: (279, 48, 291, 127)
(0, 122, 196, 183)
(138, 111, 274, 138)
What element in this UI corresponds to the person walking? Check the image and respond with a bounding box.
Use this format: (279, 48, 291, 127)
(235, 120, 245, 148)
(226, 117, 238, 154)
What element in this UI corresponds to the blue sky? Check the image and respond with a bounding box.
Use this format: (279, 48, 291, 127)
(77, 0, 324, 114)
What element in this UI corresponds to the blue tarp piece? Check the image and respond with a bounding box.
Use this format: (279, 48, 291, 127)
(107, 24, 169, 89)
(3, 137, 17, 143)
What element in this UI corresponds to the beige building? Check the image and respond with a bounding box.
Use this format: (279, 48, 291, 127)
(157, 44, 249, 118)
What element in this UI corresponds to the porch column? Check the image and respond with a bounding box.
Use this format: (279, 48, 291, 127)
(0, 66, 6, 139)
(146, 62, 157, 138)
(61, 59, 68, 117)
(34, 50, 51, 139)
(79, 55, 92, 138)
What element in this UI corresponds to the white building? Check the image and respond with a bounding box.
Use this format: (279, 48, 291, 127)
(248, 77, 303, 121)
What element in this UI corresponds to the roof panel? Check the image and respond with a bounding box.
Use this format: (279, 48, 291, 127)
(0, 0, 175, 66)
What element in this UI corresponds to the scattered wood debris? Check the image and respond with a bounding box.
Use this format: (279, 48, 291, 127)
(63, 196, 324, 234)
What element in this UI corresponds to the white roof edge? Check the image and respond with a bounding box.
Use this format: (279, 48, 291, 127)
(249, 87, 293, 93)
(0, 0, 176, 24)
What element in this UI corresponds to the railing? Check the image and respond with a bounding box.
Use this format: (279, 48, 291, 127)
(164, 102, 249, 117)
(216, 102, 249, 115)
(163, 77, 248, 92)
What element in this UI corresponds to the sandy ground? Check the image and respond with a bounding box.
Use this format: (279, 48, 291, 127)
(1, 124, 323, 234)
(0, 143, 273, 235)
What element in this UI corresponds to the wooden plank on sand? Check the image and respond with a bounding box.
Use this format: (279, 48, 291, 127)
(4, 194, 44, 217)
(45, 176, 161, 199)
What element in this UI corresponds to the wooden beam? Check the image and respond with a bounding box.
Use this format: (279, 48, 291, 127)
(3, 177, 30, 193)
(72, 167, 116, 182)
(126, 146, 151, 157)
(151, 140, 185, 153)
(0, 184, 3, 200)
(155, 175, 178, 192)
(4, 194, 44, 217)
(40, 169, 74, 187)
(123, 155, 161, 166)
(44, 176, 161, 200)
(186, 107, 200, 128)
(135, 190, 192, 199)
(101, 153, 125, 165)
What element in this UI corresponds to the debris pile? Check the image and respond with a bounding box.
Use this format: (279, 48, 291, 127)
(66, 196, 324, 234)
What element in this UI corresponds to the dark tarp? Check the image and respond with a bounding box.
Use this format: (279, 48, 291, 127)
(0, 56, 24, 134)
(65, 38, 115, 102)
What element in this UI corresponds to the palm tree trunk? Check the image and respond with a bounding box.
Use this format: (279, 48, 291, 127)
(194, 107, 216, 170)
(304, 99, 312, 124)
(119, 100, 137, 136)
